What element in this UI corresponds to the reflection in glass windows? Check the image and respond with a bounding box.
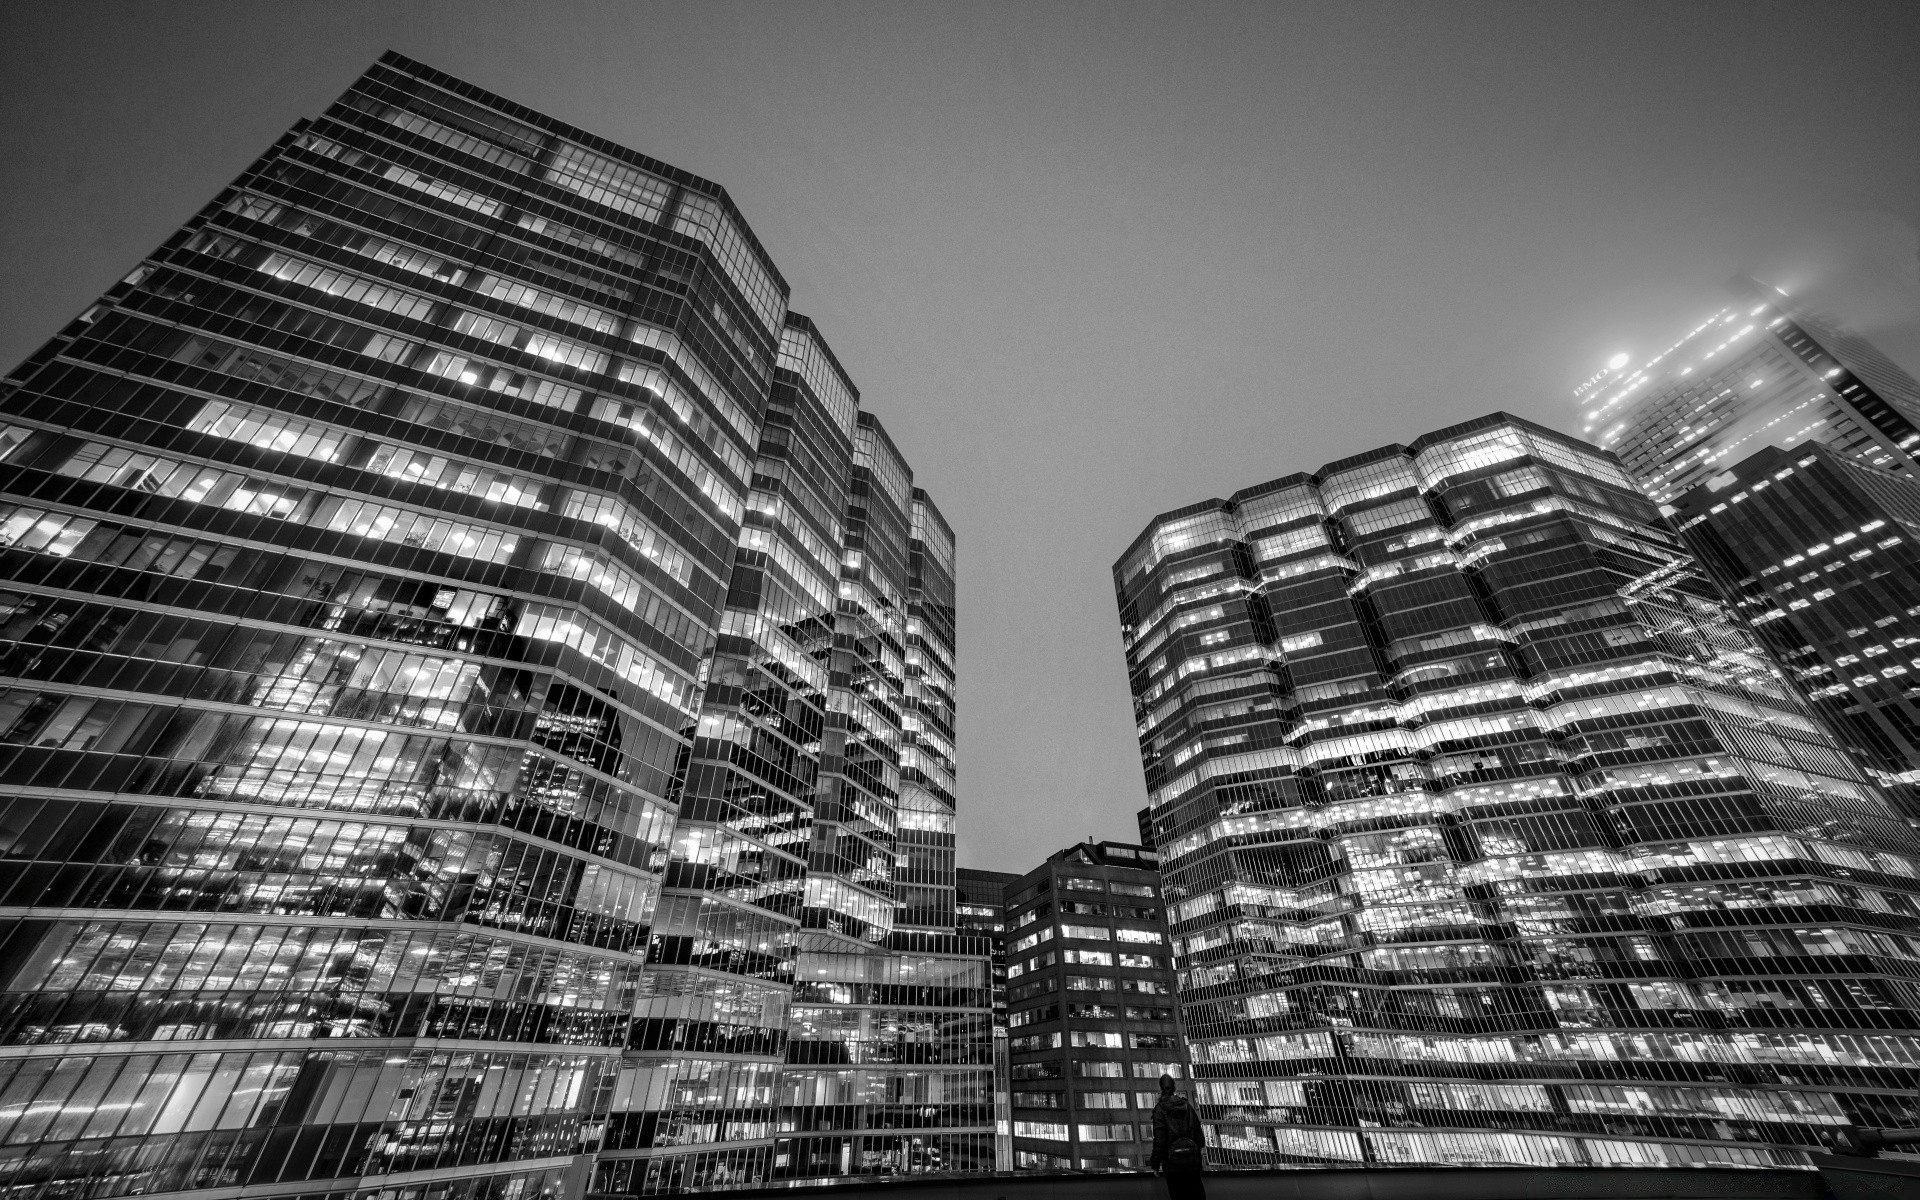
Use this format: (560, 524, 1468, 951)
(1115, 412, 1920, 1168)
(0, 49, 987, 1200)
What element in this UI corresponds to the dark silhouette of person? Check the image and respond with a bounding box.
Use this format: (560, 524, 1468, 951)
(1148, 1072, 1207, 1199)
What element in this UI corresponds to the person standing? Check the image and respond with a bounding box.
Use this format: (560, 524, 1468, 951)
(1148, 1073, 1207, 1199)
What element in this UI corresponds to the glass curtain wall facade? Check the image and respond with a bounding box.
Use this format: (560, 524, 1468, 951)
(0, 51, 778, 1200)
(1001, 842, 1184, 1172)
(1587, 275, 1920, 829)
(955, 867, 1022, 1170)
(1579, 275, 1920, 505)
(897, 490, 958, 934)
(773, 410, 992, 1185)
(592, 315, 843, 1193)
(1115, 413, 1920, 1170)
(0, 52, 986, 1200)
(1669, 444, 1920, 815)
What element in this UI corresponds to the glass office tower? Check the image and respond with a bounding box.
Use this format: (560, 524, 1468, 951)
(1116, 413, 1920, 1169)
(1580, 275, 1920, 505)
(1669, 444, 1920, 816)
(896, 490, 959, 934)
(770, 411, 992, 1186)
(1588, 276, 1920, 827)
(0, 52, 984, 1200)
(591, 314, 840, 1194)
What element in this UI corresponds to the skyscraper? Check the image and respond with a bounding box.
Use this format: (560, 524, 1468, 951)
(750, 396, 992, 1189)
(0, 51, 985, 1200)
(897, 488, 959, 933)
(1668, 443, 1920, 816)
(1580, 275, 1920, 504)
(1116, 413, 1920, 1170)
(1588, 278, 1920, 826)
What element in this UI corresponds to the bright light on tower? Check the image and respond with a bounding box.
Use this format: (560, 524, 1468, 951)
(1607, 353, 1630, 370)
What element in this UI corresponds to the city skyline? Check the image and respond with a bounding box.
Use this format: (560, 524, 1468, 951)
(6, 2, 1919, 872)
(4, 8, 1920, 1193)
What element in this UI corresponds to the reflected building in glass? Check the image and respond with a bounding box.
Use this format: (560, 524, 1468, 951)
(1584, 277, 1920, 827)
(1669, 443, 1920, 816)
(0, 51, 987, 1200)
(1115, 413, 1920, 1169)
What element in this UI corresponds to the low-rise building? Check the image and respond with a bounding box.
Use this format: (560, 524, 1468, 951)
(1001, 841, 1186, 1171)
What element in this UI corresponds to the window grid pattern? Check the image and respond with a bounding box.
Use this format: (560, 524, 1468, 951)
(0, 51, 995, 1200)
(670, 193, 785, 337)
(1114, 415, 1920, 1170)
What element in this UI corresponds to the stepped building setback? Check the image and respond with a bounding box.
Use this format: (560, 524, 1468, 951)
(0, 52, 987, 1200)
(1115, 413, 1920, 1169)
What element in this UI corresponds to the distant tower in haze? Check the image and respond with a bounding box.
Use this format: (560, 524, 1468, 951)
(1581, 274, 1920, 505)
(1590, 277, 1920, 823)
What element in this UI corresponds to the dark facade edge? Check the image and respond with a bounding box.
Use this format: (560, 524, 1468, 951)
(378, 50, 791, 300)
(782, 311, 862, 404)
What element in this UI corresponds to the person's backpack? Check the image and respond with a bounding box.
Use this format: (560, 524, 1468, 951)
(1165, 1101, 1203, 1167)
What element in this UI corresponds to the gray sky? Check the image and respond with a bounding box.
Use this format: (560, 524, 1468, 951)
(5, 1, 1918, 874)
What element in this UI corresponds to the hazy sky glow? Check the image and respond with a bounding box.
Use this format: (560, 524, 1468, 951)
(5, 1, 1918, 872)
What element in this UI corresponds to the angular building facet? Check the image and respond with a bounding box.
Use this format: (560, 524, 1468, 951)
(1115, 413, 1920, 1169)
(897, 489, 959, 934)
(769, 395, 993, 1187)
(0, 51, 986, 1200)
(1668, 444, 1920, 816)
(1587, 278, 1920, 826)
(594, 314, 842, 1194)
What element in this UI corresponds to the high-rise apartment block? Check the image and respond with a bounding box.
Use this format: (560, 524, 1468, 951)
(1579, 275, 1920, 505)
(0, 52, 987, 1200)
(1669, 443, 1920, 814)
(1001, 841, 1184, 1172)
(1116, 413, 1920, 1169)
